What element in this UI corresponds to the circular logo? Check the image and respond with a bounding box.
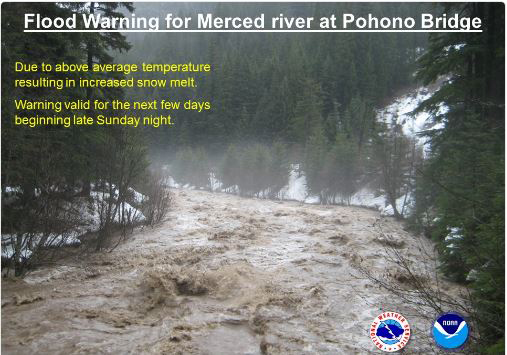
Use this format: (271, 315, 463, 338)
(370, 312, 411, 352)
(432, 312, 469, 349)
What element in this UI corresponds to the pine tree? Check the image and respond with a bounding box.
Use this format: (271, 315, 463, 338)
(343, 95, 376, 154)
(268, 142, 290, 198)
(414, 3, 504, 349)
(289, 79, 323, 145)
(323, 133, 359, 204)
(374, 123, 411, 218)
(219, 145, 241, 192)
(304, 124, 328, 203)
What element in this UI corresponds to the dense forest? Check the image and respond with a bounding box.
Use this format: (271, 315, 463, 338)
(1, 2, 504, 353)
(2, 2, 171, 272)
(124, 2, 432, 212)
(125, 3, 429, 150)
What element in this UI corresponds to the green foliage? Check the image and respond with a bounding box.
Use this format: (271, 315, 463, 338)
(304, 124, 328, 200)
(414, 3, 504, 347)
(219, 145, 242, 191)
(323, 133, 359, 203)
(343, 95, 376, 152)
(374, 123, 414, 217)
(289, 79, 323, 145)
(172, 147, 210, 189)
(124, 3, 428, 152)
(239, 144, 272, 196)
(1, 2, 152, 270)
(268, 142, 290, 198)
(484, 338, 505, 354)
(304, 127, 362, 204)
(218, 143, 289, 197)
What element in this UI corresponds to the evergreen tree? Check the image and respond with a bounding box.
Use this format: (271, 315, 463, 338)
(289, 79, 323, 145)
(268, 142, 290, 198)
(374, 123, 411, 218)
(304, 124, 328, 202)
(343, 95, 376, 154)
(414, 3, 504, 349)
(219, 144, 241, 192)
(323, 133, 359, 204)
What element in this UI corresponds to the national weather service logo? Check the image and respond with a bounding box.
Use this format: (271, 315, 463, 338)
(432, 312, 469, 349)
(370, 312, 410, 352)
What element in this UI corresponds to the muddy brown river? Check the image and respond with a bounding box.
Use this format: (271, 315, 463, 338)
(2, 189, 465, 354)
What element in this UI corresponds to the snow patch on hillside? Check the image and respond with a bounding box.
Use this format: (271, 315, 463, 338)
(168, 169, 411, 217)
(377, 86, 447, 153)
(278, 166, 307, 201)
(2, 185, 147, 260)
(166, 85, 441, 217)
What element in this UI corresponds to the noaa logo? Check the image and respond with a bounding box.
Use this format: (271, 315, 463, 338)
(432, 312, 469, 349)
(370, 312, 410, 352)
